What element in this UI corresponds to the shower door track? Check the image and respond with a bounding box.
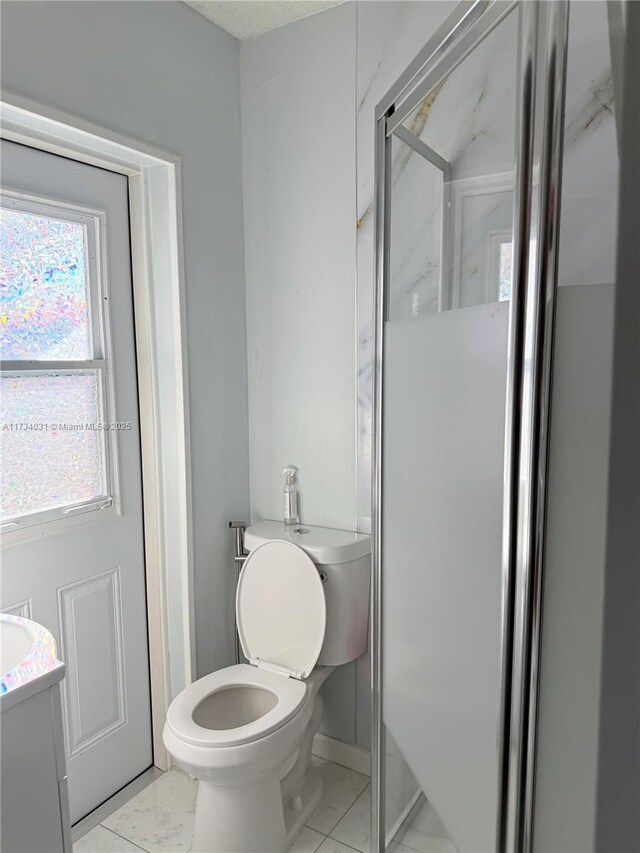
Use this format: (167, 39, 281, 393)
(370, 2, 569, 851)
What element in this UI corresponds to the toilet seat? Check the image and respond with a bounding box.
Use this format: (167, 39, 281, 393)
(165, 664, 307, 748)
(237, 540, 326, 679)
(166, 541, 327, 752)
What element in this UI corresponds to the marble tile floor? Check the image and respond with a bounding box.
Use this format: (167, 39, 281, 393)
(74, 759, 453, 853)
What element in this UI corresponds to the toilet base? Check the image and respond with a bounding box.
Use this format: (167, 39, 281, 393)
(190, 691, 326, 853)
(283, 764, 322, 851)
(192, 769, 284, 853)
(190, 761, 322, 853)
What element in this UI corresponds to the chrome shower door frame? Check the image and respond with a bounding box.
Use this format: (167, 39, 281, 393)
(370, 2, 569, 851)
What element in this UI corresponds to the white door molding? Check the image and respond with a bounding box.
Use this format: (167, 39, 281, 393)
(0, 91, 195, 770)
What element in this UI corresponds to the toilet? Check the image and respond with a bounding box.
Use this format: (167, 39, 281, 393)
(163, 521, 370, 853)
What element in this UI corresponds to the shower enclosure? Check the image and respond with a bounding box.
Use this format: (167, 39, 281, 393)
(371, 1, 623, 851)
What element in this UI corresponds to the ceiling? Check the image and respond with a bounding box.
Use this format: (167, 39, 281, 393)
(183, 0, 345, 40)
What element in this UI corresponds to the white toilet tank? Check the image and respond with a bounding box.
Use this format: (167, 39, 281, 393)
(244, 521, 370, 666)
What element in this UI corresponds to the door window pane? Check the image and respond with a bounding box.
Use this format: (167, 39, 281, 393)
(0, 208, 92, 360)
(0, 371, 106, 519)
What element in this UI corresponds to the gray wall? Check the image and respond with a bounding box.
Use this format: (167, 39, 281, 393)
(532, 3, 624, 849)
(0, 1, 250, 680)
(533, 285, 614, 852)
(595, 4, 640, 848)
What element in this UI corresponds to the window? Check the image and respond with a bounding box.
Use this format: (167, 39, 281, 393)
(444, 173, 515, 311)
(498, 240, 513, 302)
(0, 194, 112, 529)
(484, 230, 514, 306)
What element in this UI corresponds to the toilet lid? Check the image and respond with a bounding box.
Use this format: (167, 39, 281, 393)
(237, 540, 326, 679)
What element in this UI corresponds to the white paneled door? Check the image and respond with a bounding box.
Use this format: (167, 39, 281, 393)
(0, 140, 152, 822)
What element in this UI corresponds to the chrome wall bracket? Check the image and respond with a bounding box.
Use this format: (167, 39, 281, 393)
(229, 521, 248, 664)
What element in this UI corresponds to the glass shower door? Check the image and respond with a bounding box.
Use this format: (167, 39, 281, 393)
(382, 9, 518, 851)
(371, 2, 569, 851)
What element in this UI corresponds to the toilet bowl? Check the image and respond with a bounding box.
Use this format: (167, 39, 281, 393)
(164, 663, 332, 852)
(164, 524, 370, 853)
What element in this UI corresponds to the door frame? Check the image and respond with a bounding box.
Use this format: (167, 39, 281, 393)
(1, 90, 195, 771)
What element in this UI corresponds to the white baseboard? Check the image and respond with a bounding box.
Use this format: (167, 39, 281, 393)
(312, 733, 371, 776)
